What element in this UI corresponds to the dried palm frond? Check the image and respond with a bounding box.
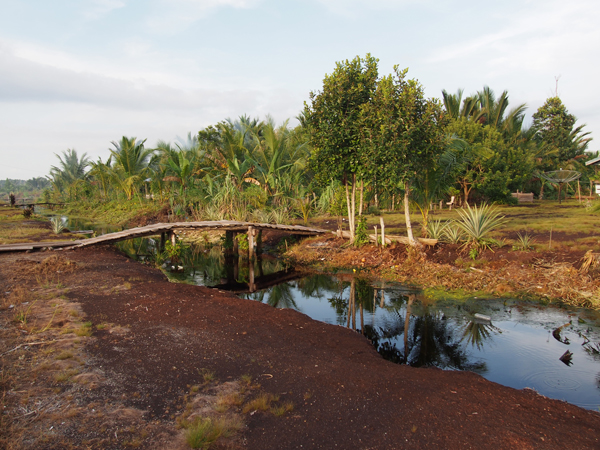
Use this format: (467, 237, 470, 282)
(580, 250, 600, 273)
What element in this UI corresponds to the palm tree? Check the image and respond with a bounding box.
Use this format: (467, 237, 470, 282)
(476, 86, 527, 139)
(442, 89, 481, 120)
(49, 149, 90, 200)
(88, 156, 112, 200)
(109, 136, 154, 200)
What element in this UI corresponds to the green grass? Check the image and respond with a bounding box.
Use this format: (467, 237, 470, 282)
(309, 200, 600, 248)
(184, 417, 242, 449)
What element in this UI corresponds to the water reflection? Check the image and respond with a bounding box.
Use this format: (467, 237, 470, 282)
(461, 319, 501, 351)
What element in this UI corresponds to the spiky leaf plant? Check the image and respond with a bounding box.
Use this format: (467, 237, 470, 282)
(457, 203, 506, 249)
(50, 217, 65, 234)
(426, 220, 449, 240)
(512, 232, 535, 251)
(441, 223, 464, 244)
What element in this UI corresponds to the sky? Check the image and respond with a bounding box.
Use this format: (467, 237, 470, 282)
(1, 0, 599, 180)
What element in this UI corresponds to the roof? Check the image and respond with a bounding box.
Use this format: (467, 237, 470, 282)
(586, 155, 600, 166)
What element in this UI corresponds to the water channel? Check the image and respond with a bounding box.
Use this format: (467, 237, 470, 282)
(42, 213, 600, 410)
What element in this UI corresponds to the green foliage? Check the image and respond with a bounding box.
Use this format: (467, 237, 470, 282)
(426, 220, 449, 240)
(468, 247, 479, 260)
(236, 233, 249, 252)
(302, 54, 379, 187)
(531, 97, 590, 168)
(513, 232, 535, 251)
(184, 417, 241, 449)
(442, 224, 464, 244)
(457, 203, 507, 248)
(354, 216, 369, 247)
(164, 239, 186, 263)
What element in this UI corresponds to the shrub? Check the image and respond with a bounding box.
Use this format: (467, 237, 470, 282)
(354, 216, 369, 246)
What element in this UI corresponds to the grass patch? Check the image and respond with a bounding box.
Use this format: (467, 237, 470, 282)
(242, 392, 279, 414)
(215, 393, 244, 412)
(271, 401, 294, 417)
(184, 417, 242, 449)
(74, 322, 93, 337)
(54, 369, 80, 383)
(55, 351, 74, 360)
(200, 369, 215, 383)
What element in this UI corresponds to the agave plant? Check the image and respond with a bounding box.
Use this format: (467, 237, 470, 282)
(456, 203, 506, 248)
(512, 232, 535, 251)
(441, 222, 464, 244)
(426, 220, 449, 240)
(50, 217, 66, 234)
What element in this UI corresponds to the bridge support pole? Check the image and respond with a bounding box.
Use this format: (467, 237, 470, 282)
(248, 260, 255, 292)
(159, 232, 166, 252)
(248, 226, 255, 261)
(256, 229, 262, 256)
(233, 254, 239, 281)
(233, 232, 239, 255)
(225, 230, 234, 256)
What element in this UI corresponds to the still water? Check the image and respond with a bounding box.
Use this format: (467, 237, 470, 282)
(35, 214, 600, 410)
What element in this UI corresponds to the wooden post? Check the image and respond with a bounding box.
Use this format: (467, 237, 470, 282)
(233, 254, 239, 281)
(380, 217, 385, 248)
(439, 200, 443, 210)
(249, 260, 255, 292)
(225, 230, 234, 255)
(170, 231, 177, 247)
(256, 229, 263, 255)
(233, 232, 239, 255)
(248, 226, 255, 261)
(159, 232, 166, 252)
(374, 225, 378, 247)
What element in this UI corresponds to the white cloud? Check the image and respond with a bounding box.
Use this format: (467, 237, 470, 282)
(145, 0, 264, 31)
(82, 0, 126, 21)
(313, 0, 417, 17)
(427, 0, 600, 75)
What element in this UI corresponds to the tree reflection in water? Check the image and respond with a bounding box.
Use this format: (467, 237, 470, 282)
(461, 319, 501, 351)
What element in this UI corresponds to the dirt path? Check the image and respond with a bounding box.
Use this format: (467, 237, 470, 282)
(1, 245, 600, 449)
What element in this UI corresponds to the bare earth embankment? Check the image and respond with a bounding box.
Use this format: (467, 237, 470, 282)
(1, 241, 600, 449)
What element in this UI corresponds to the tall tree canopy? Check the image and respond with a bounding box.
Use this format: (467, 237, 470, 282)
(531, 97, 592, 168)
(302, 54, 379, 242)
(304, 56, 446, 245)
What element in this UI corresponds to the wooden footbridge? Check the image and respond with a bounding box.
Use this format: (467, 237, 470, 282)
(0, 221, 330, 254)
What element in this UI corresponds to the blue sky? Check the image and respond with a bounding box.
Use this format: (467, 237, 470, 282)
(1, 0, 599, 179)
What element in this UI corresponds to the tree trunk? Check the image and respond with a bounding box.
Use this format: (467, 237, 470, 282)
(404, 184, 422, 249)
(344, 174, 356, 243)
(359, 179, 364, 216)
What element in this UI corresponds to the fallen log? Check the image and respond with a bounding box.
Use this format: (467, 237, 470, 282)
(336, 230, 437, 246)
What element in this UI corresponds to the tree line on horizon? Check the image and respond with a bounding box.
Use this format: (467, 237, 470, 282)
(40, 55, 597, 241)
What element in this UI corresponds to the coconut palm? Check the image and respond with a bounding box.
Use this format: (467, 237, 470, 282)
(49, 149, 90, 200)
(87, 156, 112, 200)
(109, 136, 154, 200)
